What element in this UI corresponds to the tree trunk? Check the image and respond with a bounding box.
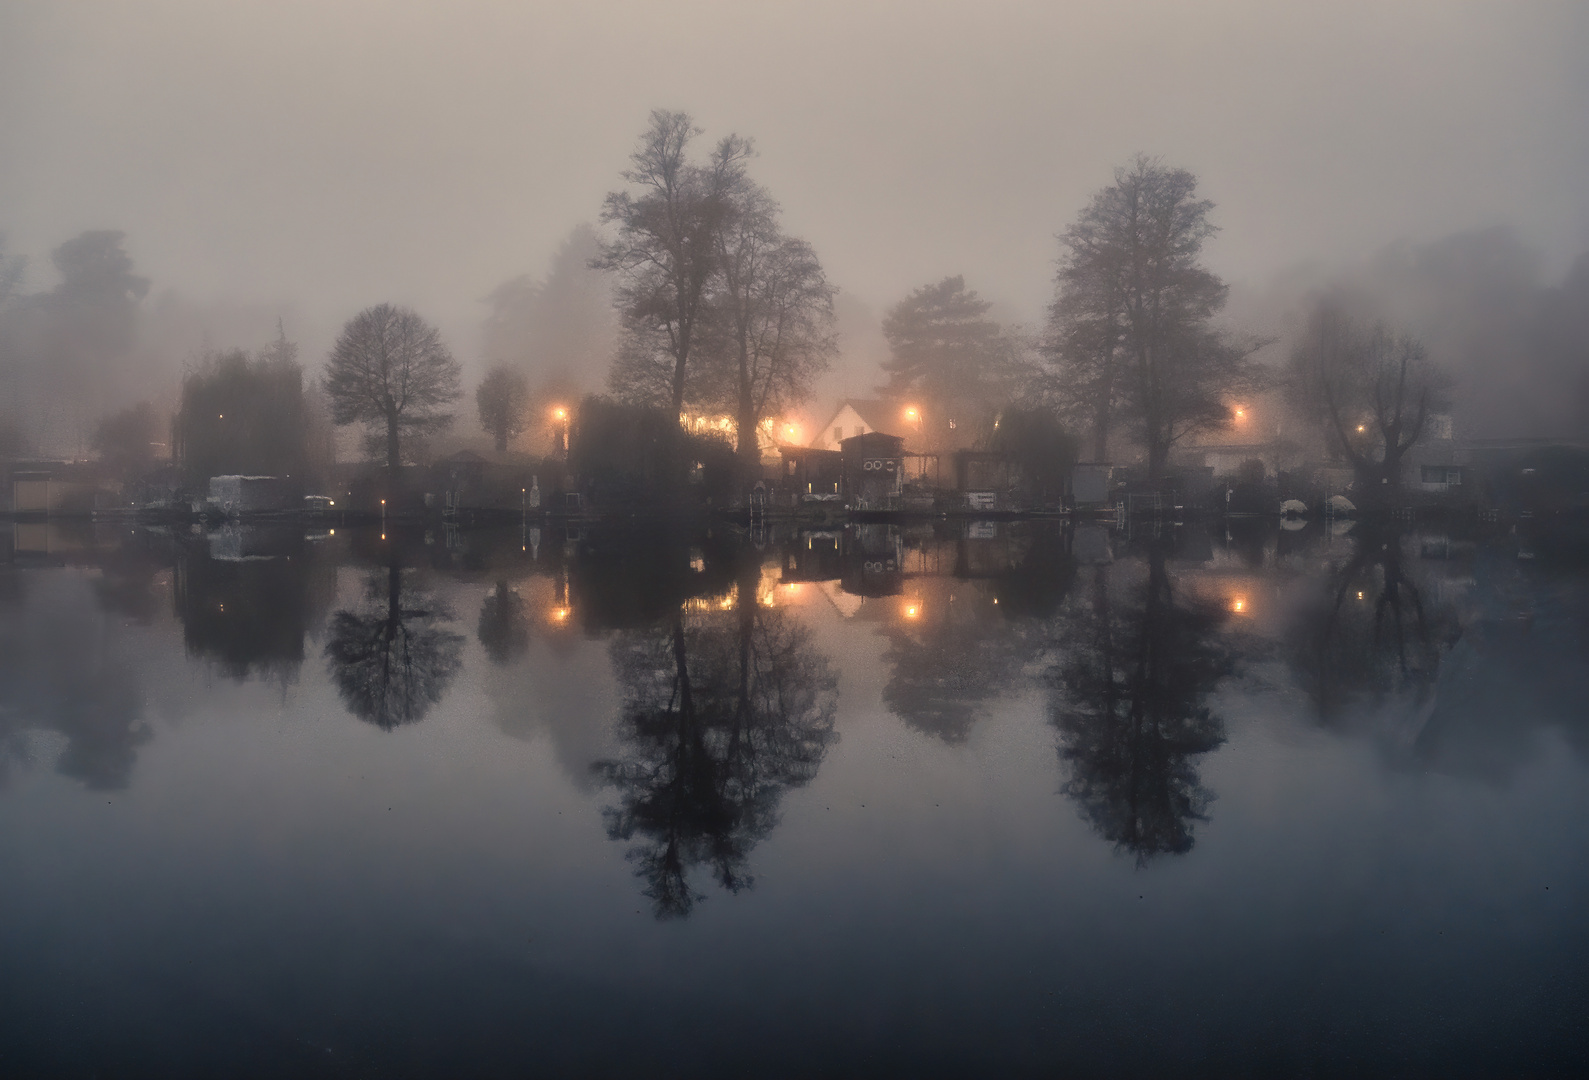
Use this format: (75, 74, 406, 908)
(1091, 340, 1115, 461)
(1147, 437, 1169, 483)
(736, 361, 758, 490)
(671, 356, 688, 422)
(386, 414, 401, 471)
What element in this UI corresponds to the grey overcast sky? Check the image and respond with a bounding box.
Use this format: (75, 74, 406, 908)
(2, 0, 1586, 358)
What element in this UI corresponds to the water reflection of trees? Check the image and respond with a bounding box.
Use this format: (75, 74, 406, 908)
(1050, 541, 1233, 863)
(0, 575, 150, 790)
(175, 529, 337, 682)
(1288, 526, 1458, 730)
(325, 564, 464, 730)
(881, 527, 1072, 743)
(476, 580, 531, 664)
(594, 560, 837, 918)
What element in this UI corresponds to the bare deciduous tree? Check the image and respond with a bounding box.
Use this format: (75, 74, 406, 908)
(324, 304, 461, 469)
(1286, 302, 1452, 502)
(475, 364, 529, 453)
(1047, 156, 1263, 475)
(700, 142, 836, 474)
(596, 111, 741, 419)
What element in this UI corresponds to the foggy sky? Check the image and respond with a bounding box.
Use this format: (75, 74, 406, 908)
(3, 0, 1587, 367)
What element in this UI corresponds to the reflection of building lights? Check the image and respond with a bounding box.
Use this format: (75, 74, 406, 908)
(1356, 425, 1366, 433)
(380, 533, 386, 541)
(553, 406, 567, 420)
(550, 607, 570, 623)
(904, 603, 920, 619)
(1234, 407, 1246, 419)
(1357, 591, 1365, 600)
(1230, 596, 1248, 613)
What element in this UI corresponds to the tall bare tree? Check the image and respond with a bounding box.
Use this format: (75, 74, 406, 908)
(324, 304, 461, 470)
(701, 141, 836, 475)
(475, 364, 529, 453)
(1286, 302, 1451, 502)
(1047, 156, 1261, 476)
(595, 110, 746, 420)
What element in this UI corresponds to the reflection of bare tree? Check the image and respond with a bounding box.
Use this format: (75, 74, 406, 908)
(0, 579, 150, 790)
(476, 580, 530, 665)
(1051, 543, 1231, 863)
(325, 564, 463, 730)
(881, 597, 1039, 743)
(595, 563, 837, 918)
(1289, 526, 1456, 729)
(880, 528, 1072, 743)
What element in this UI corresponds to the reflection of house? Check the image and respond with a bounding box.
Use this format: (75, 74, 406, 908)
(779, 531, 844, 583)
(840, 524, 903, 597)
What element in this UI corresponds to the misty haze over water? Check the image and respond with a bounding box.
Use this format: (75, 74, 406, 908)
(1, 520, 1587, 1076)
(3, 2, 1589, 1076)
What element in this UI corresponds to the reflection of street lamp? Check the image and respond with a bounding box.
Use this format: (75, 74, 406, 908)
(904, 406, 920, 433)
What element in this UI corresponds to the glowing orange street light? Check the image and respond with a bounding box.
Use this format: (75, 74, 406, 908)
(1230, 596, 1248, 614)
(903, 602, 921, 619)
(552, 406, 570, 453)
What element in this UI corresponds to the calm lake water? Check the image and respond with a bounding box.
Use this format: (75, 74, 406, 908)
(2, 518, 1586, 1077)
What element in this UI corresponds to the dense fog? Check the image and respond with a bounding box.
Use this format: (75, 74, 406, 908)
(2, 0, 1586, 456)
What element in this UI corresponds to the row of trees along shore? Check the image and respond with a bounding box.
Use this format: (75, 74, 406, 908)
(1, 112, 1461, 508)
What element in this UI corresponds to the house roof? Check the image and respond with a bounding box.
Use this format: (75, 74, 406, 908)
(812, 398, 903, 443)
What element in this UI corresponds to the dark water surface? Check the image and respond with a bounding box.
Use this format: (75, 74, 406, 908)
(2, 519, 1586, 1077)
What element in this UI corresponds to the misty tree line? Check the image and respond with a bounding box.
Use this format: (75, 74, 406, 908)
(4, 112, 1588, 490)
